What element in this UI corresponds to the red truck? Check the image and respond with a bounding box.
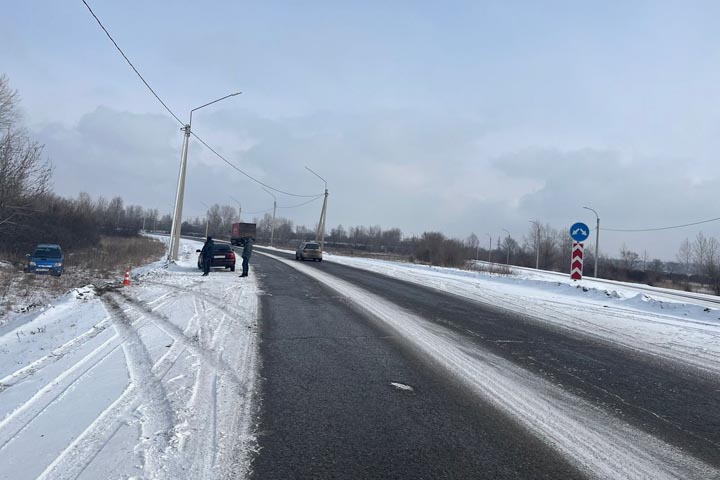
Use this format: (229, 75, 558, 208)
(231, 222, 257, 246)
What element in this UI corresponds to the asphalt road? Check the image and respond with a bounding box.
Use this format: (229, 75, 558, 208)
(247, 251, 584, 479)
(242, 247, 720, 478)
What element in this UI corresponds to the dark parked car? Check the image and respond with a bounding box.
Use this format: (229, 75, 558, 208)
(296, 241, 322, 261)
(196, 243, 236, 271)
(26, 244, 64, 276)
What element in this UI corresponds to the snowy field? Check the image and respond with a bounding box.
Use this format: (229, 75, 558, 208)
(316, 252, 720, 377)
(0, 237, 259, 480)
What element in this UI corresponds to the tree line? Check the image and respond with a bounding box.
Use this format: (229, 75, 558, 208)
(0, 75, 168, 257)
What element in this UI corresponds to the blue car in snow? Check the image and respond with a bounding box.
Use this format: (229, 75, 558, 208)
(26, 244, 64, 276)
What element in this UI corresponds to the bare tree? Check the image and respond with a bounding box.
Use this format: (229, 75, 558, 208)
(676, 238, 693, 287)
(692, 233, 720, 294)
(619, 244, 640, 271)
(0, 75, 19, 129)
(0, 76, 52, 232)
(465, 232, 479, 252)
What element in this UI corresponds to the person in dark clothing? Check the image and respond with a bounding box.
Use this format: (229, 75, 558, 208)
(240, 237, 253, 277)
(200, 236, 214, 276)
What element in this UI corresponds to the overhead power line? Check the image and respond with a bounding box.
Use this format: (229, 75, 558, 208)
(81, 0, 183, 126)
(81, 0, 320, 198)
(190, 133, 321, 198)
(602, 216, 720, 232)
(277, 195, 325, 208)
(243, 194, 324, 215)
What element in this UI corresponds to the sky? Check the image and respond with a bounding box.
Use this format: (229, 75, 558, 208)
(2, 0, 720, 260)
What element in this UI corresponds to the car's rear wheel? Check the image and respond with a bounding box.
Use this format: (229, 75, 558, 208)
(230, 265, 235, 272)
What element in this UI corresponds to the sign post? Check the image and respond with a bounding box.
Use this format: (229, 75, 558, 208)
(569, 222, 590, 281)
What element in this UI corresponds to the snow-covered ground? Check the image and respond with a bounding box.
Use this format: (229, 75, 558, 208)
(3, 236, 719, 479)
(0, 237, 259, 480)
(313, 251, 720, 377)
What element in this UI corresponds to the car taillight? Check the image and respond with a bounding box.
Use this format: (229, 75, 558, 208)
(229, 252, 235, 259)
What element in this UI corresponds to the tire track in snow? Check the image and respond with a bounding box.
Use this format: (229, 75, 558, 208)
(144, 274, 260, 478)
(0, 333, 123, 454)
(37, 320, 195, 480)
(102, 295, 181, 478)
(115, 284, 259, 479)
(115, 290, 251, 390)
(262, 251, 720, 480)
(0, 316, 112, 392)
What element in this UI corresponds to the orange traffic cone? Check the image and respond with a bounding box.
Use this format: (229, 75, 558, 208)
(123, 268, 131, 286)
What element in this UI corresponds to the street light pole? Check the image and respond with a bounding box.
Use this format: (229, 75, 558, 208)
(583, 206, 600, 278)
(529, 220, 540, 269)
(168, 91, 241, 261)
(485, 233, 492, 264)
(306, 166, 328, 253)
(230, 195, 242, 222)
(502, 228, 510, 265)
(262, 188, 277, 247)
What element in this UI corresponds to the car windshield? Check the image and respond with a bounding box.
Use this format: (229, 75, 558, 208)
(32, 247, 62, 258)
(304, 244, 320, 250)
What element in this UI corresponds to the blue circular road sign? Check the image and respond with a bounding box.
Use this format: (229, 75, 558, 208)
(570, 222, 590, 242)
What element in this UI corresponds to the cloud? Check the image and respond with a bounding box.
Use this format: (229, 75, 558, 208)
(34, 107, 182, 209)
(31, 106, 720, 260)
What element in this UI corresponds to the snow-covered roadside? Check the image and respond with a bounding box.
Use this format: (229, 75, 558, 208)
(0, 237, 260, 480)
(260, 251, 718, 480)
(310, 252, 720, 376)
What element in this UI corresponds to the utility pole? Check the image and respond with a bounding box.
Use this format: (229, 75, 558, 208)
(200, 201, 210, 238)
(485, 233, 492, 264)
(583, 206, 600, 278)
(530, 220, 540, 269)
(167, 92, 241, 261)
(169, 125, 190, 260)
(502, 228, 511, 265)
(230, 195, 242, 222)
(262, 188, 277, 247)
(306, 166, 328, 253)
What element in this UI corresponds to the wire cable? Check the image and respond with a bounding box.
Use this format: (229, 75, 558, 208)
(243, 194, 324, 215)
(81, 0, 323, 198)
(602, 216, 720, 232)
(190, 132, 322, 197)
(277, 195, 325, 209)
(81, 0, 184, 126)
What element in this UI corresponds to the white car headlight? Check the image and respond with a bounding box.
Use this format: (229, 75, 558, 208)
(29, 261, 36, 266)
(54, 262, 63, 267)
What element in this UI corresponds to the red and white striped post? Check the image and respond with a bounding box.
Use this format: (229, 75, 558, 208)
(571, 242, 584, 280)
